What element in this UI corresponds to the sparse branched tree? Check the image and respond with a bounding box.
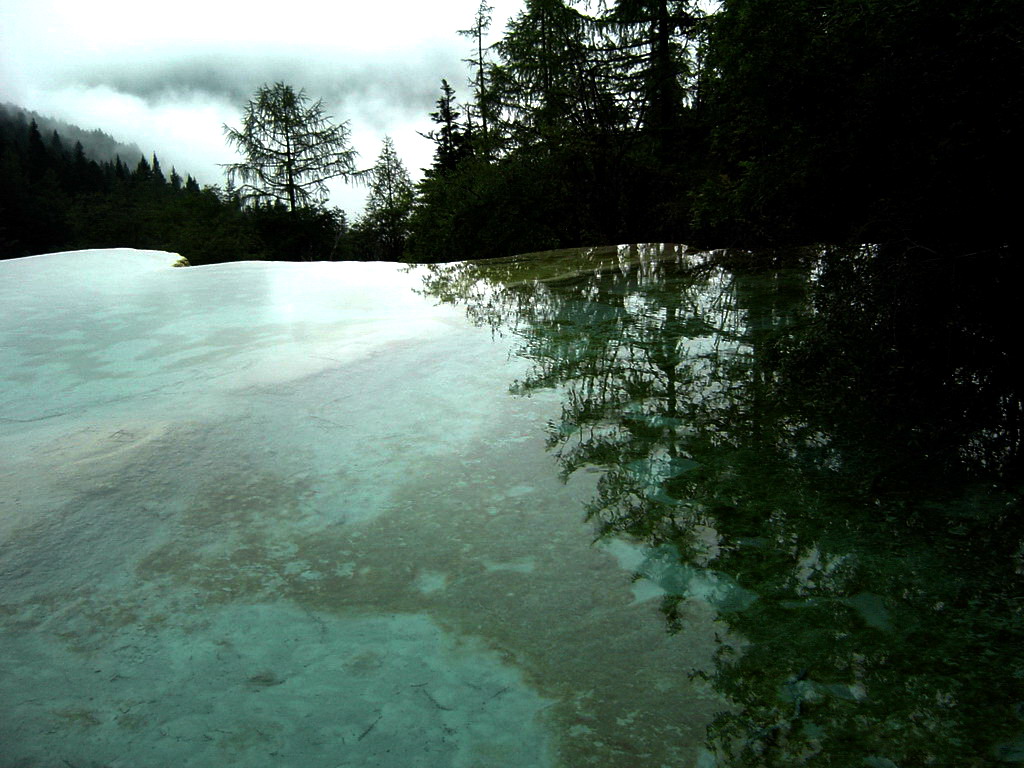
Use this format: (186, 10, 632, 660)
(459, 0, 496, 156)
(223, 82, 360, 212)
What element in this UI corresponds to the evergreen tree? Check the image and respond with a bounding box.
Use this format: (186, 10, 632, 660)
(223, 82, 360, 212)
(151, 154, 166, 186)
(26, 120, 47, 179)
(69, 141, 88, 191)
(493, 0, 609, 145)
(49, 130, 66, 159)
(355, 137, 414, 260)
(420, 80, 472, 176)
(599, 0, 698, 142)
(134, 155, 152, 182)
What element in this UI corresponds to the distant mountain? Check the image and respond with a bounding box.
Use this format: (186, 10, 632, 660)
(0, 103, 144, 165)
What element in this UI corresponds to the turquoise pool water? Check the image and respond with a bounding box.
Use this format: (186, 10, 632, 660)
(1, 245, 1021, 767)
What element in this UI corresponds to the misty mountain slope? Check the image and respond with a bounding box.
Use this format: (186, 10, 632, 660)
(0, 107, 260, 263)
(0, 103, 143, 165)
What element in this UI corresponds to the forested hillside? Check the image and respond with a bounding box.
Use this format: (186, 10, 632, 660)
(408, 0, 1021, 260)
(0, 104, 144, 165)
(0, 106, 350, 263)
(2, 0, 1019, 263)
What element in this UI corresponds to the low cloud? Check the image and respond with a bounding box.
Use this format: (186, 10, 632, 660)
(0, 0, 523, 213)
(63, 46, 464, 122)
(13, 47, 468, 214)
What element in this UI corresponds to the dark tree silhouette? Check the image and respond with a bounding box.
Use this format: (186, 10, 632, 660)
(419, 80, 471, 176)
(354, 137, 414, 260)
(223, 82, 360, 212)
(459, 0, 496, 156)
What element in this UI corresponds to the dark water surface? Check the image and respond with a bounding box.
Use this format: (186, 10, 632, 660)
(0, 245, 1021, 767)
(423, 242, 1024, 767)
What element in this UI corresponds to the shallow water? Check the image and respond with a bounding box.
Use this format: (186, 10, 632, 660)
(1, 245, 1021, 767)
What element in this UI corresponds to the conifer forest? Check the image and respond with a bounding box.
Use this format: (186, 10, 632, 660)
(2, 0, 1018, 264)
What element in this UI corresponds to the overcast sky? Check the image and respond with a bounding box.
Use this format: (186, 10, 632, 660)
(0, 0, 524, 215)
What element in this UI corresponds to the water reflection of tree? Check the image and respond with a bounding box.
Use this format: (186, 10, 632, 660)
(423, 243, 1024, 766)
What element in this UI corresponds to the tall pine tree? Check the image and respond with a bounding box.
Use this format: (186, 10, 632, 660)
(355, 137, 414, 260)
